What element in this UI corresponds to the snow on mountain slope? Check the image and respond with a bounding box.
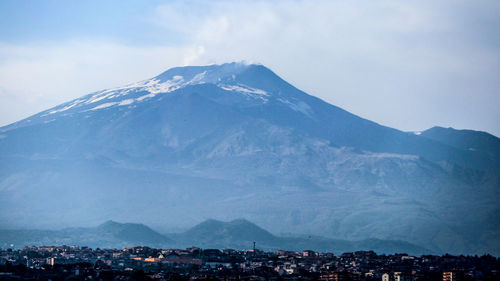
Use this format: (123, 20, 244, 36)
(0, 62, 498, 255)
(14, 63, 271, 123)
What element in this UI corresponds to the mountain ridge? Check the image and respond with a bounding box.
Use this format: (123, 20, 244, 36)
(0, 219, 431, 255)
(420, 126, 500, 161)
(2, 63, 496, 170)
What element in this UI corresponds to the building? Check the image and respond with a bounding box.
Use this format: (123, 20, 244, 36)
(394, 272, 413, 281)
(443, 271, 464, 281)
(382, 272, 414, 281)
(321, 272, 353, 281)
(303, 250, 316, 257)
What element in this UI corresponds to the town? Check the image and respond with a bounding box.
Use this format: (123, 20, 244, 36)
(0, 246, 498, 280)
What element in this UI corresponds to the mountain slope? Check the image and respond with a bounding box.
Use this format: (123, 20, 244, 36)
(168, 219, 430, 255)
(2, 64, 496, 170)
(0, 62, 498, 255)
(0, 219, 429, 255)
(0, 221, 172, 249)
(420, 126, 500, 162)
(168, 219, 280, 250)
(182, 219, 277, 243)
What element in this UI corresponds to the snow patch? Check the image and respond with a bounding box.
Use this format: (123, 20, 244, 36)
(136, 93, 156, 102)
(219, 84, 268, 96)
(118, 99, 135, 106)
(49, 99, 84, 114)
(86, 92, 116, 104)
(278, 98, 313, 117)
(35, 70, 268, 115)
(364, 151, 419, 160)
(188, 71, 207, 85)
(89, 102, 117, 110)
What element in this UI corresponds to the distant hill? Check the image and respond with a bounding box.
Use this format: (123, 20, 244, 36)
(420, 126, 500, 162)
(0, 221, 173, 249)
(0, 219, 430, 255)
(168, 219, 280, 250)
(181, 219, 278, 244)
(166, 219, 431, 255)
(91, 220, 172, 246)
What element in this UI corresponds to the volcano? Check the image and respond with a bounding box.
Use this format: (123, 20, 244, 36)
(0, 62, 498, 255)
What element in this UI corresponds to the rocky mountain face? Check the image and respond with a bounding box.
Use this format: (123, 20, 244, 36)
(0, 62, 498, 255)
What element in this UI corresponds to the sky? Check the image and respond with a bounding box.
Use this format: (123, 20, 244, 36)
(0, 0, 499, 136)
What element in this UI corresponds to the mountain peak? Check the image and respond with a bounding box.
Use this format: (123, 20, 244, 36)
(97, 220, 150, 231)
(94, 220, 173, 244)
(9, 62, 283, 127)
(185, 218, 276, 240)
(420, 126, 500, 158)
(155, 61, 258, 82)
(228, 218, 256, 225)
(153, 62, 284, 94)
(98, 220, 121, 228)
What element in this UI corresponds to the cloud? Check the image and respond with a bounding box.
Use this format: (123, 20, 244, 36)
(158, 0, 500, 135)
(0, 0, 499, 135)
(0, 41, 202, 125)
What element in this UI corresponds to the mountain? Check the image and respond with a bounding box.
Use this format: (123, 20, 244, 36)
(168, 219, 430, 255)
(0, 219, 429, 255)
(0, 221, 172, 249)
(0, 62, 498, 255)
(420, 126, 500, 162)
(93, 220, 172, 246)
(181, 219, 277, 244)
(169, 219, 280, 249)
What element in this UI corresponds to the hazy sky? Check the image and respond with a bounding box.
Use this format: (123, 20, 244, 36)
(0, 0, 499, 135)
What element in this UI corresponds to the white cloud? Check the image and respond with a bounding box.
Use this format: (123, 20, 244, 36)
(0, 41, 200, 125)
(0, 0, 499, 135)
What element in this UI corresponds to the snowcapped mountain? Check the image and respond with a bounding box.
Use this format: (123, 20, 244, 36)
(29, 64, 271, 117)
(0, 62, 498, 255)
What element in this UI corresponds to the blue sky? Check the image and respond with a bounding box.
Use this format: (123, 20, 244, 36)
(0, 0, 499, 135)
(0, 1, 166, 44)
